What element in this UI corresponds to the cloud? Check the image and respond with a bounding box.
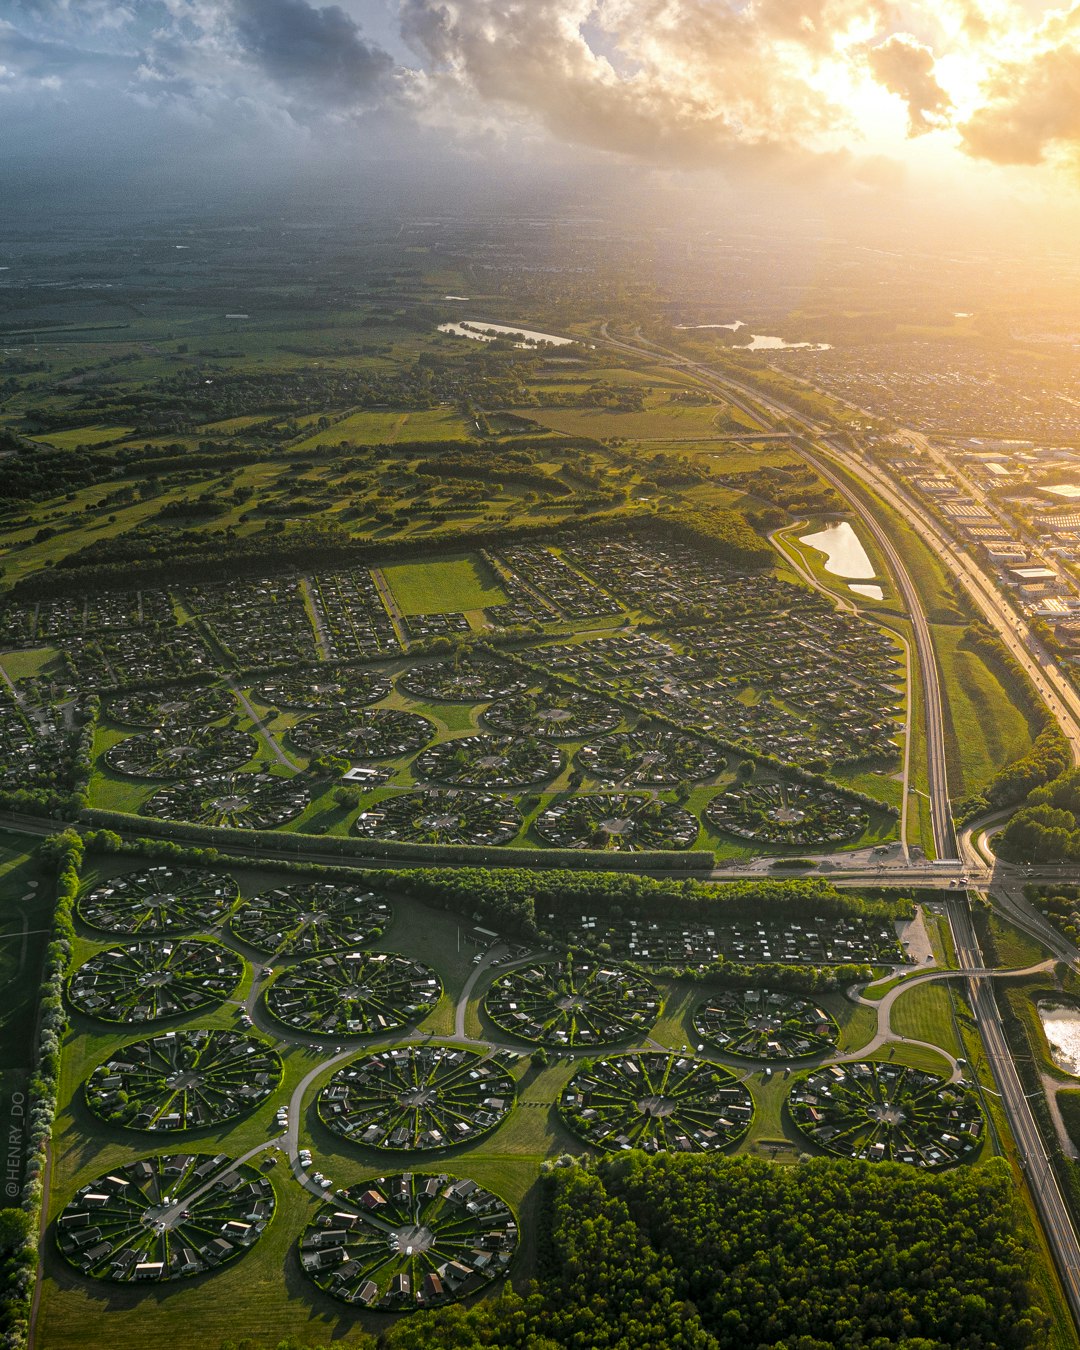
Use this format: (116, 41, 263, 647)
(960, 11, 1080, 165)
(399, 0, 856, 170)
(229, 0, 395, 107)
(867, 33, 951, 133)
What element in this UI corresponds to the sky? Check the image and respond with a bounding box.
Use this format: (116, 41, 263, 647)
(2, 0, 1080, 225)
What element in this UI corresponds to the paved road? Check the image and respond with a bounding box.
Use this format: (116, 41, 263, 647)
(598, 325, 958, 858)
(947, 894, 1080, 1326)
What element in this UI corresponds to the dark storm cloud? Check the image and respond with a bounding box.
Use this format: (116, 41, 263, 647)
(229, 0, 395, 106)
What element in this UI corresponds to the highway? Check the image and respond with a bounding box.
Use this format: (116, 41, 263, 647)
(596, 322, 1080, 1326)
(599, 324, 957, 860)
(948, 892, 1080, 1326)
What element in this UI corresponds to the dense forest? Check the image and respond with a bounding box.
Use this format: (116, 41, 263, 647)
(997, 767, 1080, 862)
(217, 1154, 1048, 1350)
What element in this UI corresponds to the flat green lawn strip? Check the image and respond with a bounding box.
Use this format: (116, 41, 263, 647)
(32, 425, 134, 449)
(0, 830, 49, 1187)
(933, 623, 1038, 798)
(987, 911, 1054, 969)
(889, 981, 965, 1058)
(292, 408, 472, 450)
(382, 553, 508, 616)
(0, 646, 63, 680)
(527, 399, 735, 440)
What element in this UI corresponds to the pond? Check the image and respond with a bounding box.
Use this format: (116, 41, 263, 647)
(1039, 1001, 1080, 1075)
(744, 334, 832, 351)
(799, 521, 876, 580)
(437, 320, 573, 346)
(850, 583, 884, 601)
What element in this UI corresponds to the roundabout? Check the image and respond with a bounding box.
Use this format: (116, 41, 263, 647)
(787, 1060, 983, 1168)
(317, 1045, 515, 1151)
(399, 656, 529, 703)
(107, 684, 235, 730)
(533, 794, 699, 850)
(104, 725, 256, 780)
(230, 881, 392, 957)
(693, 989, 840, 1059)
(560, 1052, 754, 1153)
(705, 780, 869, 846)
(483, 959, 660, 1045)
(143, 771, 311, 830)
(84, 1029, 283, 1131)
(56, 1154, 275, 1283)
(288, 708, 433, 760)
(576, 729, 725, 785)
(298, 1171, 517, 1309)
(353, 790, 522, 845)
(483, 688, 621, 740)
(415, 734, 562, 789)
(265, 950, 440, 1037)
(251, 670, 391, 712)
(67, 939, 243, 1024)
(77, 865, 240, 935)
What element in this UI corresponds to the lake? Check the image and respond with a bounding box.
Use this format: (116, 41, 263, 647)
(800, 521, 876, 580)
(437, 320, 573, 347)
(1039, 1001, 1080, 1075)
(745, 334, 832, 351)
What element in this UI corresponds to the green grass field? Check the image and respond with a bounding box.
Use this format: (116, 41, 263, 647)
(382, 553, 507, 615)
(934, 623, 1039, 797)
(0, 832, 49, 1202)
(32, 425, 134, 449)
(291, 408, 473, 451)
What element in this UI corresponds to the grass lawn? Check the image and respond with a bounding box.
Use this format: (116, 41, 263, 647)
(889, 980, 965, 1058)
(0, 832, 49, 1199)
(933, 623, 1038, 798)
(291, 408, 473, 451)
(527, 399, 742, 440)
(32, 425, 134, 449)
(382, 553, 508, 615)
(0, 646, 63, 680)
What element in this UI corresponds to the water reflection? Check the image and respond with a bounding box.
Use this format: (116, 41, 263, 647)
(799, 521, 876, 580)
(1039, 1001, 1080, 1075)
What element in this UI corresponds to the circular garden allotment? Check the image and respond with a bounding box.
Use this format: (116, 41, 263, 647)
(705, 781, 869, 847)
(56, 1153, 274, 1283)
(483, 687, 620, 740)
(576, 729, 725, 786)
(318, 1045, 515, 1151)
(398, 656, 529, 704)
(265, 950, 440, 1038)
(68, 939, 242, 1024)
(252, 670, 390, 712)
(533, 794, 699, 851)
(288, 708, 432, 760)
(693, 989, 840, 1060)
(230, 881, 392, 958)
(298, 1172, 516, 1310)
(84, 1029, 283, 1131)
(143, 770, 310, 830)
(416, 734, 561, 789)
(483, 959, 660, 1046)
(77, 865, 239, 935)
(560, 1052, 754, 1154)
(107, 683, 235, 730)
(353, 790, 522, 846)
(105, 726, 256, 780)
(787, 1061, 983, 1168)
